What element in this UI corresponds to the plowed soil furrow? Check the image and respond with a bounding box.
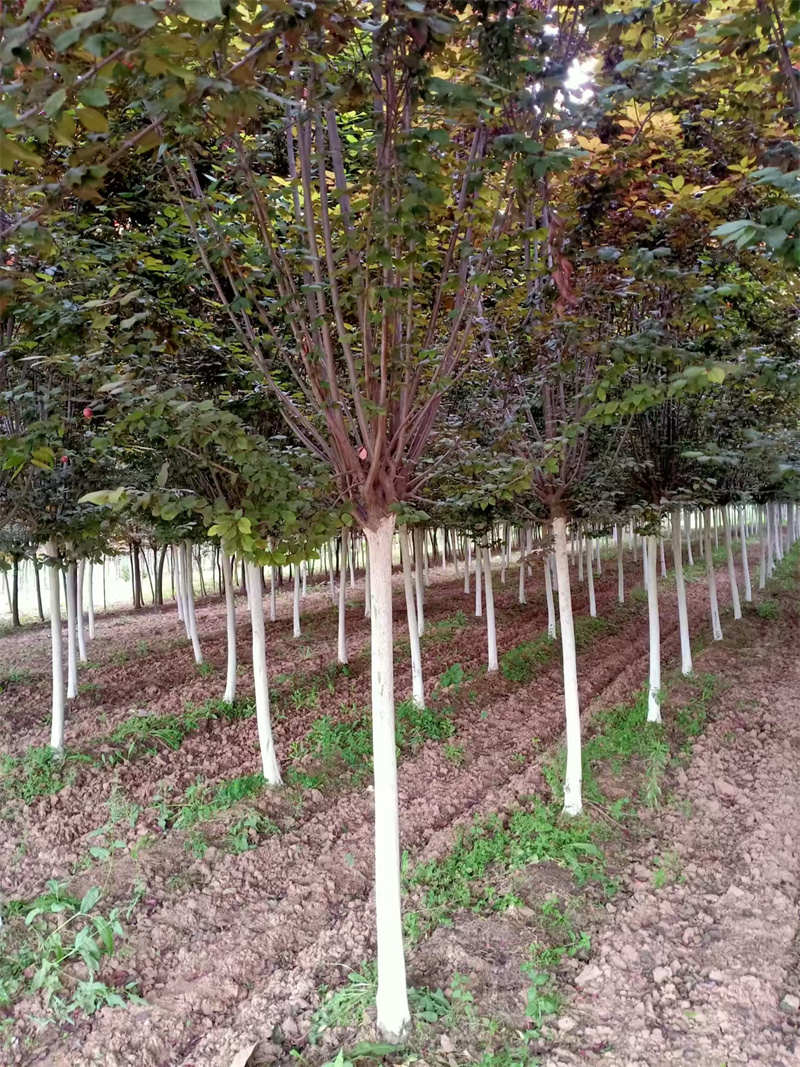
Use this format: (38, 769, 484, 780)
(0, 544, 755, 1066)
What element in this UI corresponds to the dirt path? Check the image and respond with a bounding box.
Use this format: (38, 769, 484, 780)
(549, 625, 800, 1067)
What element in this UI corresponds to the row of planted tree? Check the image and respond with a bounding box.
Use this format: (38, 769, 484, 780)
(4, 0, 800, 1041)
(10, 500, 793, 780)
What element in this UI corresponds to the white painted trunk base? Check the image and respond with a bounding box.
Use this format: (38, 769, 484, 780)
(553, 517, 582, 817)
(245, 562, 281, 785)
(46, 544, 65, 754)
(364, 516, 411, 1042)
(221, 553, 237, 704)
(646, 535, 661, 723)
(399, 526, 425, 706)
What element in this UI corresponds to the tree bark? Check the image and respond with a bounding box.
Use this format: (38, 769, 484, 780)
(65, 561, 79, 699)
(671, 508, 692, 676)
(76, 559, 87, 664)
(34, 556, 44, 622)
(553, 516, 582, 816)
(399, 525, 424, 706)
(45, 543, 65, 755)
(182, 541, 204, 664)
(337, 530, 348, 665)
(412, 527, 425, 636)
(363, 515, 410, 1042)
(246, 562, 282, 784)
(646, 534, 661, 722)
(739, 509, 752, 603)
(704, 508, 723, 641)
(723, 506, 742, 621)
(221, 553, 237, 703)
(586, 537, 596, 617)
(483, 541, 498, 673)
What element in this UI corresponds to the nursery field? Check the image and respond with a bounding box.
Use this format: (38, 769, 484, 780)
(2, 546, 798, 1067)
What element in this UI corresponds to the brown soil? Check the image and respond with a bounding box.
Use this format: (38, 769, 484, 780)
(1, 545, 794, 1067)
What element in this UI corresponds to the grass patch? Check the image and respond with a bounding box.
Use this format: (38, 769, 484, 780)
(500, 634, 555, 683)
(408, 802, 603, 937)
(0, 747, 91, 804)
(573, 615, 612, 649)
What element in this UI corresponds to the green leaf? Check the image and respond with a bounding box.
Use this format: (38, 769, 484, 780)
(179, 0, 222, 20)
(80, 886, 102, 914)
(76, 107, 109, 133)
(113, 3, 159, 28)
(78, 86, 109, 107)
(44, 88, 68, 117)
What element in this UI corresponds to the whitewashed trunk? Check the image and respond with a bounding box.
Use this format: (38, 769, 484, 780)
(483, 542, 498, 673)
(723, 508, 742, 620)
(739, 512, 751, 604)
(684, 508, 694, 566)
(269, 565, 277, 622)
(399, 526, 424, 706)
(45, 543, 65, 754)
(413, 528, 425, 636)
(338, 530, 348, 665)
(659, 537, 667, 579)
(671, 509, 692, 676)
(292, 565, 301, 637)
(646, 534, 662, 723)
(221, 553, 237, 704)
(641, 535, 648, 589)
(65, 562, 79, 699)
(577, 529, 584, 582)
(545, 552, 557, 638)
(463, 538, 471, 595)
(76, 559, 87, 664)
(553, 516, 582, 817)
(763, 510, 772, 593)
(518, 531, 526, 605)
(474, 540, 483, 617)
(364, 549, 371, 619)
(766, 504, 775, 578)
(173, 547, 184, 622)
(704, 509, 723, 641)
(183, 542, 204, 664)
(87, 562, 95, 639)
(616, 528, 624, 603)
(586, 538, 596, 617)
(328, 541, 336, 604)
(364, 516, 410, 1042)
(245, 562, 282, 785)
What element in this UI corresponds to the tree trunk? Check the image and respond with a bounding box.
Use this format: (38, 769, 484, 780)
(292, 565, 301, 637)
(337, 530, 348, 665)
(34, 556, 44, 621)
(140, 545, 155, 602)
(616, 527, 624, 604)
(704, 508, 723, 641)
(739, 510, 752, 603)
(553, 516, 582, 817)
(463, 537, 471, 595)
(363, 515, 410, 1042)
(474, 539, 483, 617)
(363, 550, 371, 619)
(684, 508, 694, 566)
(10, 557, 20, 627)
(399, 525, 424, 706)
(723, 507, 742, 621)
(45, 544, 65, 755)
(270, 565, 277, 623)
(86, 562, 95, 639)
(132, 543, 143, 609)
(659, 537, 667, 578)
(586, 537, 596, 617)
(65, 561, 79, 700)
(182, 541, 204, 664)
(646, 534, 661, 723)
(671, 508, 692, 677)
(483, 541, 498, 673)
(412, 527, 425, 636)
(76, 559, 87, 664)
(545, 552, 557, 639)
(244, 561, 281, 784)
(196, 548, 207, 598)
(518, 528, 527, 605)
(155, 546, 167, 607)
(221, 553, 237, 704)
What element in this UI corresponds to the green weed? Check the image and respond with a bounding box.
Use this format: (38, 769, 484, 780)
(500, 634, 555, 683)
(756, 599, 779, 620)
(0, 881, 140, 1022)
(227, 811, 280, 853)
(0, 747, 89, 804)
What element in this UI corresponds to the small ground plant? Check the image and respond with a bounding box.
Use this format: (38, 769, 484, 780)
(0, 881, 140, 1022)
